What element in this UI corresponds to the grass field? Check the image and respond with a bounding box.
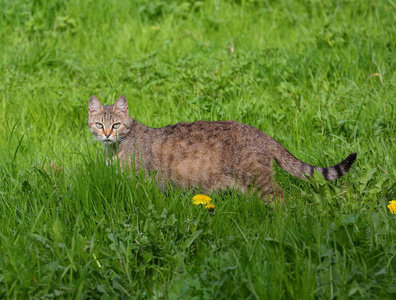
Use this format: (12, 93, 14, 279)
(0, 0, 395, 298)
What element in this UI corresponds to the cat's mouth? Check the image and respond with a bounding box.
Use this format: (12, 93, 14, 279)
(99, 137, 116, 145)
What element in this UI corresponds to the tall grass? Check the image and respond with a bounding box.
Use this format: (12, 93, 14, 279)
(0, 0, 395, 298)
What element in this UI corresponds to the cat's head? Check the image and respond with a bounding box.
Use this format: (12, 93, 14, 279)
(88, 95, 133, 145)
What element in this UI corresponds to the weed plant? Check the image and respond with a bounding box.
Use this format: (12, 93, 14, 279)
(0, 0, 395, 298)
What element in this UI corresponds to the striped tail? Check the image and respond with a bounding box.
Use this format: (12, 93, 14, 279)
(315, 153, 357, 180)
(273, 151, 357, 181)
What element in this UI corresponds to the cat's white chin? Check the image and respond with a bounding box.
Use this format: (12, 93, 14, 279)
(99, 137, 116, 145)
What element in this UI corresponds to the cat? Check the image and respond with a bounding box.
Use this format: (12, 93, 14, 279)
(88, 95, 357, 202)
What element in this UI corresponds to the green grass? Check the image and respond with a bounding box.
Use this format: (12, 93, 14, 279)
(1, 0, 395, 298)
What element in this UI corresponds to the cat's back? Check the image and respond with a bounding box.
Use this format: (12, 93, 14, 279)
(158, 120, 262, 142)
(163, 119, 234, 135)
(152, 119, 272, 158)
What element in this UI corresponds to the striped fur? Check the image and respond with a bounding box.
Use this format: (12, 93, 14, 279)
(88, 95, 357, 202)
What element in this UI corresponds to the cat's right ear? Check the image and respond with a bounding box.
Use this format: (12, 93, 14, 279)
(113, 95, 129, 116)
(89, 95, 102, 115)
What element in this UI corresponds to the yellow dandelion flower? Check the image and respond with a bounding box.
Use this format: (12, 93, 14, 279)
(205, 204, 216, 212)
(387, 200, 396, 214)
(192, 194, 212, 205)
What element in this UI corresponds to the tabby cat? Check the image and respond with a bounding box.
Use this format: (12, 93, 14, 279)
(88, 95, 356, 202)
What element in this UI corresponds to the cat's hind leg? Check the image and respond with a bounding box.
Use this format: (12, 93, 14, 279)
(236, 158, 284, 204)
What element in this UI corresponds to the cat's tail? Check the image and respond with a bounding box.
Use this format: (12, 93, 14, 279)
(273, 151, 357, 181)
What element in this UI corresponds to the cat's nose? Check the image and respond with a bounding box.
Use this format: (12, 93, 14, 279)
(104, 132, 111, 138)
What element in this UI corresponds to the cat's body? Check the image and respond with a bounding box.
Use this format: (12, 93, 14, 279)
(88, 95, 357, 201)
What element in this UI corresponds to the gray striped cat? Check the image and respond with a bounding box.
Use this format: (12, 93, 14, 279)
(88, 95, 356, 202)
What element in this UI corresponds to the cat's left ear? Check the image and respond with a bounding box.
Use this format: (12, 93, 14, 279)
(89, 95, 103, 115)
(113, 95, 129, 116)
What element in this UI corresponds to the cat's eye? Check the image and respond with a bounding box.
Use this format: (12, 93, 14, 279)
(112, 123, 121, 129)
(95, 122, 104, 129)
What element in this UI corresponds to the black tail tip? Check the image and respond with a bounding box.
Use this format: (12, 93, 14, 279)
(344, 152, 357, 170)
